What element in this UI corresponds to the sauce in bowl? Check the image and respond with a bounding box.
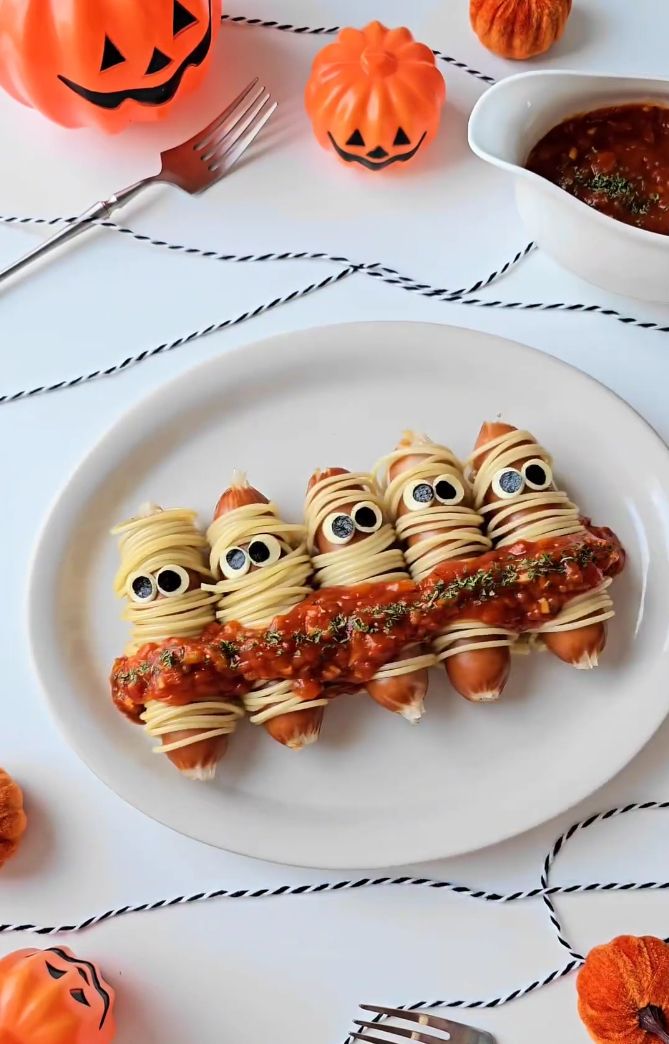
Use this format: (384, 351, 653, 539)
(526, 103, 669, 235)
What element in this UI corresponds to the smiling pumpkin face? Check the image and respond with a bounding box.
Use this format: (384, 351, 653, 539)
(305, 21, 446, 171)
(0, 947, 116, 1043)
(0, 0, 221, 132)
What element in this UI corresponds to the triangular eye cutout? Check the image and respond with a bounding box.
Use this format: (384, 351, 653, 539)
(173, 0, 198, 34)
(45, 962, 67, 980)
(146, 47, 171, 74)
(346, 129, 365, 147)
(393, 127, 410, 146)
(100, 35, 125, 71)
(70, 989, 90, 1007)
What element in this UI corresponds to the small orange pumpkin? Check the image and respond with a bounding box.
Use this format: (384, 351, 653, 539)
(0, 768, 26, 869)
(0, 946, 116, 1043)
(0, 0, 221, 133)
(470, 0, 572, 60)
(577, 935, 669, 1044)
(305, 21, 446, 171)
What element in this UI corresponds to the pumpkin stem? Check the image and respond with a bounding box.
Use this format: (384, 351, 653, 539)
(639, 1005, 669, 1042)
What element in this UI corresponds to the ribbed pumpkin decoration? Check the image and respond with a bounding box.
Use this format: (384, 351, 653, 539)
(0, 947, 116, 1043)
(305, 21, 446, 171)
(0, 0, 221, 132)
(470, 0, 572, 60)
(577, 935, 669, 1044)
(0, 767, 26, 869)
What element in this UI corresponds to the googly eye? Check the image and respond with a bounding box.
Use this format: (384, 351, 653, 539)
(522, 458, 553, 491)
(492, 468, 525, 500)
(248, 534, 282, 568)
(156, 564, 190, 597)
(433, 474, 465, 505)
(128, 572, 157, 603)
(220, 546, 250, 579)
(352, 501, 383, 534)
(402, 480, 435, 512)
(323, 512, 355, 545)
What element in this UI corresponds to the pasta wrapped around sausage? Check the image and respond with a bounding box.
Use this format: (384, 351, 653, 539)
(206, 472, 327, 749)
(112, 504, 244, 780)
(305, 467, 436, 722)
(375, 431, 515, 701)
(468, 422, 614, 667)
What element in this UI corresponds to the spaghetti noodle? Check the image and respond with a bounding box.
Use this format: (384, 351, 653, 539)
(305, 468, 436, 721)
(206, 473, 327, 748)
(468, 424, 615, 667)
(375, 432, 515, 701)
(111, 504, 243, 778)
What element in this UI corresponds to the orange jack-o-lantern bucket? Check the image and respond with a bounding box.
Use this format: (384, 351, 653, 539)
(304, 21, 446, 171)
(0, 0, 222, 133)
(0, 946, 116, 1043)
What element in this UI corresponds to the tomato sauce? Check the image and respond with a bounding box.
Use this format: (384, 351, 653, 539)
(111, 525, 625, 721)
(526, 103, 669, 234)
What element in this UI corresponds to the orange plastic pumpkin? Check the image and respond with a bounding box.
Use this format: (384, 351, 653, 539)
(305, 21, 446, 171)
(0, 0, 222, 133)
(0, 767, 26, 869)
(0, 947, 116, 1043)
(470, 0, 572, 60)
(577, 935, 669, 1044)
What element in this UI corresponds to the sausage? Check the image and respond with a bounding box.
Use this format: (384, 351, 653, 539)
(470, 421, 612, 668)
(209, 472, 327, 749)
(305, 467, 433, 723)
(112, 505, 242, 780)
(377, 431, 513, 702)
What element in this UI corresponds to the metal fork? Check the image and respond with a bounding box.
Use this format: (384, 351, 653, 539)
(0, 78, 276, 287)
(351, 1005, 496, 1044)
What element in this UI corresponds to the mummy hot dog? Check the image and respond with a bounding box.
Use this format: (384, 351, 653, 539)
(375, 432, 515, 701)
(206, 472, 328, 749)
(305, 468, 436, 722)
(468, 422, 615, 667)
(111, 505, 244, 779)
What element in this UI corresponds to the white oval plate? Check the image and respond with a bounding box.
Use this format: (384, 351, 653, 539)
(28, 322, 669, 869)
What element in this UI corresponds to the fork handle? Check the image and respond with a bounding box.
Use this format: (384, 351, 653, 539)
(0, 178, 152, 288)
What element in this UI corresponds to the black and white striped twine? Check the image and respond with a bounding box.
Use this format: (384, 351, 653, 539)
(2, 800, 668, 1038)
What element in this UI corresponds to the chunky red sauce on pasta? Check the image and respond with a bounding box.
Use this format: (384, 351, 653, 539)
(526, 103, 669, 234)
(111, 525, 625, 722)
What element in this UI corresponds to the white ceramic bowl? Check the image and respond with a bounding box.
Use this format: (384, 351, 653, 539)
(468, 71, 669, 302)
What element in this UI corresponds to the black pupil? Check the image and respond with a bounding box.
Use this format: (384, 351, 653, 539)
(525, 463, 547, 487)
(131, 575, 154, 599)
(354, 506, 377, 529)
(332, 514, 355, 539)
(435, 479, 457, 502)
(499, 470, 524, 494)
(412, 483, 434, 504)
(226, 548, 247, 571)
(157, 569, 182, 593)
(249, 540, 271, 564)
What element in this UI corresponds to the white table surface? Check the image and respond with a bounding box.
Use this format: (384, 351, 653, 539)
(2, 2, 669, 1041)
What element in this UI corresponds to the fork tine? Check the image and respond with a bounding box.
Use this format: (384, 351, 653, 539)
(209, 98, 277, 174)
(354, 1019, 447, 1044)
(360, 1007, 464, 1034)
(200, 88, 269, 161)
(192, 76, 259, 150)
(359, 1007, 495, 1044)
(351, 1032, 401, 1044)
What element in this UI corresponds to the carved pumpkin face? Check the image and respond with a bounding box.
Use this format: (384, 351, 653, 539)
(0, 0, 221, 133)
(305, 21, 446, 171)
(0, 946, 115, 1043)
